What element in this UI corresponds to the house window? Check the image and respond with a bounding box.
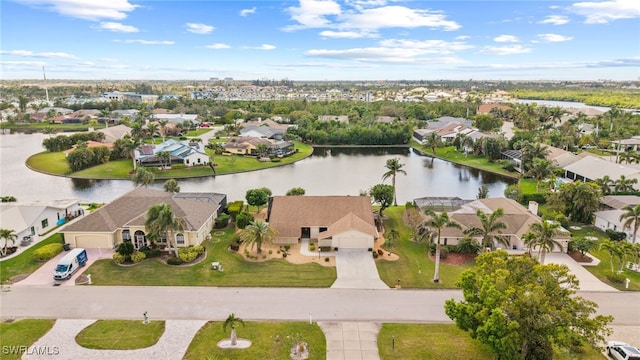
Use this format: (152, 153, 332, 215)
(319, 227, 328, 232)
(444, 238, 447, 245)
(41, 219, 49, 229)
(197, 158, 201, 163)
(122, 229, 131, 242)
(176, 233, 185, 245)
(30, 227, 35, 235)
(57, 213, 60, 220)
(186, 159, 190, 164)
(158, 234, 167, 243)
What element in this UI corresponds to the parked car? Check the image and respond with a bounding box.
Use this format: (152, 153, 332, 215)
(607, 341, 640, 360)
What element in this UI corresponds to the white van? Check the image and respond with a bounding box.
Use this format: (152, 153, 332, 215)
(53, 248, 88, 280)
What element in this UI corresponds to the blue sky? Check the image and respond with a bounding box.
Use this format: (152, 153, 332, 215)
(1, 0, 639, 81)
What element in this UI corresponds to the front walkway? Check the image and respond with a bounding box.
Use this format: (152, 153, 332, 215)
(544, 252, 618, 292)
(23, 319, 205, 360)
(331, 250, 388, 290)
(319, 322, 380, 360)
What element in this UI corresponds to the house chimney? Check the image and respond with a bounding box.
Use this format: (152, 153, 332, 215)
(528, 201, 538, 215)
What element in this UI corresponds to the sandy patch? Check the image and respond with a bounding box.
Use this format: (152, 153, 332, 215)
(237, 241, 336, 267)
(373, 233, 399, 261)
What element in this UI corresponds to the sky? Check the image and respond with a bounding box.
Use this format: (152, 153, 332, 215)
(1, 0, 639, 81)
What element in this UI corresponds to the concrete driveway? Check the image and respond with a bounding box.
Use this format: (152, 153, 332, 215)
(544, 253, 618, 292)
(14, 248, 114, 287)
(331, 250, 388, 289)
(320, 322, 380, 360)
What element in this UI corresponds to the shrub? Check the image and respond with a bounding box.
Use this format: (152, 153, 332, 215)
(284, 244, 291, 251)
(606, 229, 627, 241)
(367, 247, 373, 252)
(192, 245, 205, 255)
(456, 237, 481, 254)
(236, 212, 254, 229)
(112, 253, 125, 264)
(226, 201, 244, 220)
(142, 248, 162, 258)
(229, 243, 240, 251)
(34, 243, 63, 261)
(282, 252, 288, 258)
(309, 244, 316, 251)
(502, 162, 517, 172)
(131, 251, 146, 263)
(439, 246, 449, 259)
(117, 241, 134, 257)
(178, 247, 199, 262)
(167, 257, 183, 265)
(215, 213, 230, 228)
(373, 252, 379, 259)
(320, 246, 332, 252)
(518, 193, 547, 205)
(605, 271, 626, 283)
(324, 257, 330, 262)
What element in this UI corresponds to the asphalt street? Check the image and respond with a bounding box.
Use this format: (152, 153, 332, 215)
(1, 286, 638, 325)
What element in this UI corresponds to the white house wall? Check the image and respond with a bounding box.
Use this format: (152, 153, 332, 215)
(594, 216, 636, 242)
(183, 152, 209, 167)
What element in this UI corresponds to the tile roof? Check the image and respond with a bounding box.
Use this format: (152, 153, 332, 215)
(267, 196, 375, 238)
(602, 195, 640, 210)
(62, 188, 222, 232)
(318, 212, 378, 239)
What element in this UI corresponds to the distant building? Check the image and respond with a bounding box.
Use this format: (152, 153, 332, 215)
(318, 115, 349, 123)
(101, 92, 158, 104)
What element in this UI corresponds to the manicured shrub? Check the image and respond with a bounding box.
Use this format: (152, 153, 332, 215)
(178, 247, 199, 262)
(236, 212, 254, 229)
(192, 245, 205, 255)
(214, 214, 230, 229)
(605, 271, 626, 283)
(324, 257, 330, 262)
(309, 244, 316, 251)
(34, 243, 63, 261)
(373, 252, 379, 259)
(284, 244, 291, 251)
(112, 253, 125, 264)
(518, 193, 547, 205)
(606, 229, 627, 241)
(142, 248, 162, 258)
(319, 246, 332, 252)
(282, 252, 288, 258)
(229, 243, 240, 251)
(167, 257, 183, 265)
(117, 241, 134, 257)
(131, 251, 146, 263)
(226, 201, 244, 220)
(456, 237, 482, 254)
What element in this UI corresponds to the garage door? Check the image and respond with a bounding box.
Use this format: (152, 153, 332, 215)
(336, 235, 371, 249)
(73, 235, 112, 249)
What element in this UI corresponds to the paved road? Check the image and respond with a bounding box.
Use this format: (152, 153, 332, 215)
(2, 287, 639, 325)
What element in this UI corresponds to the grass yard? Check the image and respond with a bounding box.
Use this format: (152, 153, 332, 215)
(0, 233, 64, 284)
(183, 321, 325, 360)
(519, 178, 538, 194)
(71, 159, 134, 178)
(210, 142, 313, 175)
(0, 319, 56, 360)
(75, 320, 165, 350)
(378, 323, 603, 360)
(86, 227, 336, 287)
(376, 207, 474, 289)
(185, 128, 213, 137)
(26, 151, 70, 175)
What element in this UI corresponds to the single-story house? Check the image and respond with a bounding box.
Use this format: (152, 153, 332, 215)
(152, 113, 199, 125)
(563, 156, 640, 189)
(97, 124, 132, 143)
(239, 125, 285, 140)
(318, 115, 349, 123)
(611, 136, 640, 152)
(0, 199, 83, 245)
(436, 198, 570, 252)
(545, 145, 580, 168)
(266, 196, 379, 250)
(477, 103, 512, 115)
(135, 139, 209, 168)
(61, 188, 225, 249)
(223, 137, 294, 156)
(63, 140, 113, 156)
(241, 118, 290, 131)
(594, 195, 640, 243)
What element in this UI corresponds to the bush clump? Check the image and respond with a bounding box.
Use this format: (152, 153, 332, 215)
(167, 257, 183, 265)
(192, 245, 205, 255)
(236, 212, 254, 229)
(34, 243, 63, 261)
(605, 271, 626, 283)
(178, 247, 200, 262)
(131, 251, 146, 263)
(226, 201, 244, 220)
(141, 248, 162, 258)
(112, 253, 125, 264)
(214, 214, 230, 229)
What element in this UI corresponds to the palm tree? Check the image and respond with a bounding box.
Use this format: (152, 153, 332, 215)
(0, 229, 18, 257)
(599, 240, 623, 273)
(382, 157, 407, 206)
(131, 167, 155, 188)
(239, 220, 278, 254)
(158, 119, 169, 142)
(223, 313, 245, 346)
(463, 208, 508, 250)
(423, 210, 461, 282)
(163, 179, 180, 193)
(146, 123, 159, 141)
(156, 150, 171, 169)
(384, 228, 398, 252)
(614, 175, 637, 193)
(595, 176, 613, 195)
(145, 203, 186, 257)
(424, 132, 442, 155)
(619, 204, 640, 244)
(521, 142, 550, 173)
(527, 221, 562, 264)
(526, 158, 553, 191)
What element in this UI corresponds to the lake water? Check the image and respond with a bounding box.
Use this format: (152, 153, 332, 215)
(517, 99, 611, 112)
(0, 134, 515, 204)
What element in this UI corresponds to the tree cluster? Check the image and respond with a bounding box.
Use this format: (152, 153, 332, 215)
(288, 121, 411, 145)
(42, 132, 105, 152)
(66, 144, 111, 172)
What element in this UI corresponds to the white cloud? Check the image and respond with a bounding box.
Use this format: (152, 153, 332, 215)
(255, 44, 276, 50)
(239, 7, 256, 16)
(99, 57, 119, 62)
(13, 0, 138, 21)
(340, 6, 461, 31)
(539, 15, 570, 25)
(537, 33, 573, 42)
(186, 23, 214, 34)
(113, 39, 175, 45)
(0, 60, 47, 67)
(99, 22, 138, 33)
(0, 50, 77, 59)
(285, 0, 342, 30)
(478, 45, 532, 55)
(319, 30, 378, 38)
(378, 39, 474, 54)
(494, 35, 519, 43)
(457, 57, 640, 71)
(571, 0, 640, 24)
(456, 35, 471, 40)
(344, 0, 388, 11)
(206, 43, 231, 49)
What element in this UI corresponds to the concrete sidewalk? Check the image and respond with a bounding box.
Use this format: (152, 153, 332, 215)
(544, 253, 618, 292)
(23, 319, 205, 360)
(320, 322, 380, 360)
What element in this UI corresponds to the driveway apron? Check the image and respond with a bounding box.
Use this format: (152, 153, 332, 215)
(319, 321, 380, 360)
(544, 252, 618, 292)
(331, 250, 388, 289)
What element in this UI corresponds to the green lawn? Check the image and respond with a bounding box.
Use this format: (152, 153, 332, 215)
(185, 129, 213, 137)
(378, 323, 603, 360)
(569, 225, 640, 291)
(376, 207, 474, 288)
(183, 321, 325, 360)
(75, 320, 165, 350)
(26, 142, 313, 180)
(26, 151, 70, 175)
(412, 142, 519, 179)
(519, 178, 538, 194)
(86, 227, 336, 287)
(0, 319, 56, 360)
(0, 233, 64, 284)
